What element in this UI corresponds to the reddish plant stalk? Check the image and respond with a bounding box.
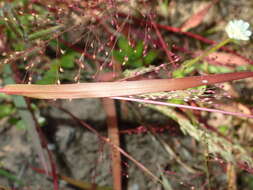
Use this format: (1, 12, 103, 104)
(149, 15, 175, 64)
(102, 98, 122, 190)
(112, 96, 253, 119)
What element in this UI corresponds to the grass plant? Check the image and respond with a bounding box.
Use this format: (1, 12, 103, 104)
(0, 0, 253, 189)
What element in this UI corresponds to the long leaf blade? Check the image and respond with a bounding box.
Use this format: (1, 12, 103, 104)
(1, 72, 252, 99)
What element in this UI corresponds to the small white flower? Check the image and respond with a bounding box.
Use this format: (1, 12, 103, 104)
(225, 19, 252, 41)
(47, 143, 56, 150)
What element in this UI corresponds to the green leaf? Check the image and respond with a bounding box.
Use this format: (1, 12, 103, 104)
(172, 69, 185, 78)
(0, 104, 15, 119)
(0, 93, 12, 100)
(15, 119, 27, 130)
(13, 42, 25, 51)
(36, 52, 78, 84)
(60, 52, 77, 69)
(0, 20, 5, 25)
(167, 99, 184, 104)
(236, 65, 248, 72)
(28, 25, 63, 41)
(241, 175, 253, 189)
(126, 59, 143, 69)
(134, 58, 144, 67)
(172, 65, 195, 78)
(36, 75, 57, 84)
(134, 41, 144, 58)
(0, 168, 24, 185)
(218, 125, 229, 135)
(36, 61, 59, 84)
(118, 36, 134, 56)
(112, 50, 124, 62)
(114, 37, 157, 69)
(190, 85, 207, 96)
(18, 14, 32, 34)
(144, 50, 157, 65)
(207, 65, 232, 73)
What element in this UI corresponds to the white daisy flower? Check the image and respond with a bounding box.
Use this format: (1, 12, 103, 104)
(225, 20, 252, 41)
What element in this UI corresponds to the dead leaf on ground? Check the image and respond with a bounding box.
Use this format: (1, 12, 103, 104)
(196, 51, 249, 66)
(180, 0, 218, 32)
